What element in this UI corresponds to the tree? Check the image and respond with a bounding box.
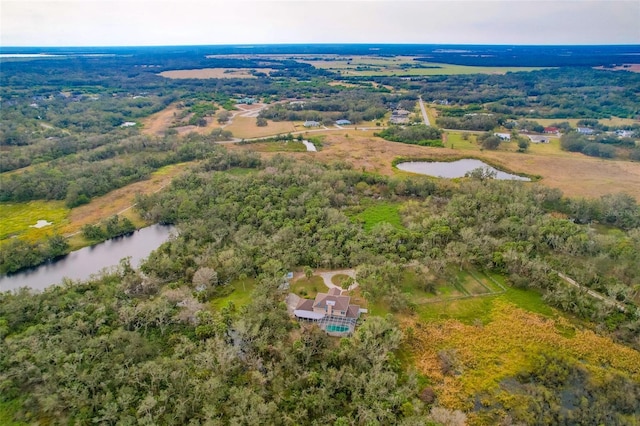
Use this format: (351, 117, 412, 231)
(517, 137, 530, 152)
(256, 117, 268, 127)
(304, 266, 313, 279)
(217, 111, 232, 124)
(478, 132, 501, 150)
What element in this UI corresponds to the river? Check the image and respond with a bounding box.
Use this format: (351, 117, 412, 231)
(0, 224, 176, 292)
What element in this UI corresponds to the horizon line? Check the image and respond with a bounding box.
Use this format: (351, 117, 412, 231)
(2, 42, 639, 50)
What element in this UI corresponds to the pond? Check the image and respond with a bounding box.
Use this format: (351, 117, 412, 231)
(396, 159, 530, 181)
(0, 224, 176, 292)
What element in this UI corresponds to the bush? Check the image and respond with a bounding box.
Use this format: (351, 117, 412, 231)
(376, 124, 443, 147)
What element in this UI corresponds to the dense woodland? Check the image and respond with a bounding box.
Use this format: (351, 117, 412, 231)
(2, 154, 640, 424)
(2, 47, 640, 424)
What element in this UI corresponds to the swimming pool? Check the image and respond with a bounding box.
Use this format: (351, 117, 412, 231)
(326, 324, 350, 333)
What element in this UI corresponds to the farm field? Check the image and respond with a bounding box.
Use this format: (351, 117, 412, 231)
(298, 55, 547, 76)
(159, 68, 274, 79)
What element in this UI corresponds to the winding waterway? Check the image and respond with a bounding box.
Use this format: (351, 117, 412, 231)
(0, 224, 175, 292)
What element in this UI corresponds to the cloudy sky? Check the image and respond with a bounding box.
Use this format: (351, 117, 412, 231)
(2, 0, 639, 46)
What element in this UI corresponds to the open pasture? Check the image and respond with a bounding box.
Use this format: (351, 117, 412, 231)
(159, 68, 274, 79)
(296, 132, 640, 199)
(299, 55, 546, 76)
(225, 115, 295, 139)
(0, 201, 69, 242)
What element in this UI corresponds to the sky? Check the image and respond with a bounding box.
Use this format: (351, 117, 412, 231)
(2, 0, 639, 47)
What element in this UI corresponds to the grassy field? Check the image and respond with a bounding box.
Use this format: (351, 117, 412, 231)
(299, 55, 546, 76)
(210, 278, 257, 310)
(158, 68, 274, 79)
(534, 117, 639, 127)
(330, 273, 351, 287)
(0, 201, 69, 242)
(406, 300, 640, 423)
(290, 275, 325, 298)
(350, 201, 403, 231)
(299, 132, 640, 200)
(225, 115, 295, 139)
(250, 141, 308, 152)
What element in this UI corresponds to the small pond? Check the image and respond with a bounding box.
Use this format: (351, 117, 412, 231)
(0, 224, 176, 292)
(396, 159, 530, 181)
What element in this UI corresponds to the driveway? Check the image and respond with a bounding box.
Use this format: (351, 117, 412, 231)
(317, 269, 359, 292)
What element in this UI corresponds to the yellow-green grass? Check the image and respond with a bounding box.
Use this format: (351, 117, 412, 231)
(290, 275, 325, 298)
(301, 56, 546, 76)
(158, 68, 274, 79)
(398, 269, 440, 304)
(534, 117, 639, 127)
(225, 116, 295, 139)
(331, 273, 351, 287)
(414, 278, 554, 326)
(350, 201, 403, 231)
(210, 278, 257, 310)
(443, 132, 479, 150)
(407, 301, 640, 420)
(0, 200, 70, 242)
(252, 141, 307, 152)
(0, 399, 26, 426)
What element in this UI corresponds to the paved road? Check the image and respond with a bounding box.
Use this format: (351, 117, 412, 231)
(418, 96, 430, 126)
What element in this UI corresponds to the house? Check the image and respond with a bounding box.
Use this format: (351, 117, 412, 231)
(236, 97, 256, 105)
(390, 109, 411, 124)
(294, 287, 361, 335)
(335, 119, 351, 125)
(544, 127, 560, 135)
(120, 121, 137, 127)
(615, 130, 634, 138)
(303, 120, 320, 127)
(576, 127, 594, 135)
(494, 133, 511, 141)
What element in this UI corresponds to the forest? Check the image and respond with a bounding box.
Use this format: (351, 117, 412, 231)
(2, 154, 640, 424)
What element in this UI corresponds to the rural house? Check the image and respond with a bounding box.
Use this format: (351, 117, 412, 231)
(294, 287, 362, 335)
(304, 120, 320, 127)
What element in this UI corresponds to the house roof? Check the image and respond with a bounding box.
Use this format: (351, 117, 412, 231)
(313, 293, 350, 312)
(346, 305, 360, 319)
(328, 287, 341, 296)
(294, 310, 325, 320)
(296, 299, 315, 311)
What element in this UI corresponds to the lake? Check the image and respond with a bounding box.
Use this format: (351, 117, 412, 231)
(396, 159, 530, 181)
(0, 224, 176, 292)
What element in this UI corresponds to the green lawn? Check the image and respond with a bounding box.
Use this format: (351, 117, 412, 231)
(351, 201, 403, 231)
(0, 200, 70, 241)
(290, 275, 325, 299)
(210, 278, 257, 310)
(331, 273, 351, 288)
